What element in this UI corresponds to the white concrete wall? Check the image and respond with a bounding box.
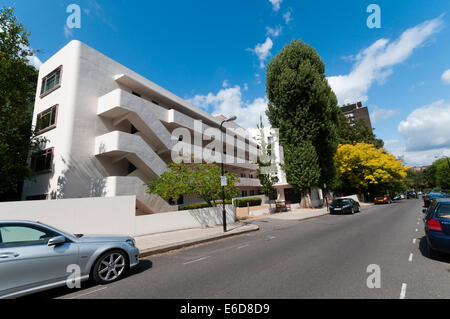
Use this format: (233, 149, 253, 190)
(0, 196, 136, 236)
(0, 198, 236, 237)
(134, 205, 236, 236)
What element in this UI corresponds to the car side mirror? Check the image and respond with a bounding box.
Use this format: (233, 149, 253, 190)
(48, 236, 66, 246)
(422, 208, 427, 214)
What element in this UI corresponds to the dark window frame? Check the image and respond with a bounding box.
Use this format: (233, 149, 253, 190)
(40, 65, 63, 98)
(35, 104, 58, 135)
(30, 147, 54, 174)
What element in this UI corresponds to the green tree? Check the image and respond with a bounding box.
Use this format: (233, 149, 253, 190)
(434, 158, 450, 190)
(266, 40, 340, 207)
(337, 111, 384, 148)
(0, 7, 41, 201)
(256, 116, 278, 199)
(147, 163, 240, 207)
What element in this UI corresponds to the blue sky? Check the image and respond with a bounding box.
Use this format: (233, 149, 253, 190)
(3, 0, 450, 166)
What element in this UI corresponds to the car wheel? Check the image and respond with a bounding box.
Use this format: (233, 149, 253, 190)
(92, 250, 128, 284)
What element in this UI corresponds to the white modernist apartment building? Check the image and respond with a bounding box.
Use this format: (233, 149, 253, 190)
(22, 40, 262, 214)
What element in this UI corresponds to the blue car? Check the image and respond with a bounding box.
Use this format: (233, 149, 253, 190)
(423, 191, 447, 207)
(423, 198, 450, 258)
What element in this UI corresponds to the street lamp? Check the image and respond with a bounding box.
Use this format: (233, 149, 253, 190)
(220, 116, 237, 232)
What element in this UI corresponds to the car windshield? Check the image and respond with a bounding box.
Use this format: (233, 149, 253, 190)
(436, 204, 450, 219)
(332, 199, 350, 205)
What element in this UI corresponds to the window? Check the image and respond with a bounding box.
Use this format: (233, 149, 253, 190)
(35, 105, 58, 134)
(436, 204, 450, 219)
(0, 224, 59, 248)
(40, 66, 62, 97)
(31, 148, 54, 173)
(26, 194, 48, 201)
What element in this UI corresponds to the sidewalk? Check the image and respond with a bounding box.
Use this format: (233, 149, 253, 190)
(135, 223, 259, 258)
(266, 206, 329, 221)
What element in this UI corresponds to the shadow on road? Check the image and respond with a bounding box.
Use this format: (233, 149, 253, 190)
(418, 236, 450, 263)
(21, 259, 153, 299)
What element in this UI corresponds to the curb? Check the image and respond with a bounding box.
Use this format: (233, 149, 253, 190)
(138, 224, 260, 258)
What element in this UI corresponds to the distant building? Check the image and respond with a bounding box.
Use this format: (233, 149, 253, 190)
(410, 166, 430, 173)
(340, 102, 372, 129)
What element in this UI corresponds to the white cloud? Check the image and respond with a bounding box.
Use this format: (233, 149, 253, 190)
(266, 25, 282, 37)
(64, 25, 73, 39)
(283, 11, 292, 24)
(222, 80, 229, 88)
(398, 99, 450, 153)
(269, 0, 282, 11)
(250, 37, 273, 69)
(370, 106, 399, 124)
(27, 55, 42, 69)
(188, 84, 268, 129)
(327, 16, 443, 105)
(442, 69, 450, 85)
(384, 139, 450, 166)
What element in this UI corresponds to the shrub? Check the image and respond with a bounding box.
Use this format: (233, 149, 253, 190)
(178, 200, 232, 211)
(233, 197, 262, 208)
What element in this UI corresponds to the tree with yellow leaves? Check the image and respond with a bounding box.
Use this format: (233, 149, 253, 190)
(334, 143, 408, 199)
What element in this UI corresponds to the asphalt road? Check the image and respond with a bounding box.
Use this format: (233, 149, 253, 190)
(35, 198, 450, 299)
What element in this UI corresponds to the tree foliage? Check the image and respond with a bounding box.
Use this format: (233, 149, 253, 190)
(428, 158, 450, 190)
(334, 143, 408, 197)
(256, 116, 278, 199)
(147, 163, 239, 207)
(0, 7, 40, 200)
(337, 112, 384, 148)
(266, 40, 340, 206)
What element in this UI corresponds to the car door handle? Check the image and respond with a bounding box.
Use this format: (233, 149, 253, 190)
(0, 253, 20, 259)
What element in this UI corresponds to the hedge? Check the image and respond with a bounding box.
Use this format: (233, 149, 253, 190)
(233, 197, 262, 208)
(178, 200, 232, 211)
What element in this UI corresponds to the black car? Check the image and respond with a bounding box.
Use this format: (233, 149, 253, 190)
(329, 198, 360, 215)
(423, 198, 450, 258)
(406, 191, 417, 199)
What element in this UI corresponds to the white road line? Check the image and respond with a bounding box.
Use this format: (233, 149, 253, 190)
(183, 256, 210, 265)
(415, 228, 418, 232)
(400, 283, 407, 299)
(237, 244, 249, 250)
(412, 238, 416, 244)
(408, 253, 413, 262)
(69, 286, 108, 299)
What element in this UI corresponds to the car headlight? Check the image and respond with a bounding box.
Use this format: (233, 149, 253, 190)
(126, 239, 136, 247)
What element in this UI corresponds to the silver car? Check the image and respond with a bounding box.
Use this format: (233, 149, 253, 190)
(0, 220, 139, 299)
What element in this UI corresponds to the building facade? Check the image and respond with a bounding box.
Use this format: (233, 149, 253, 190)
(22, 40, 261, 214)
(340, 102, 373, 129)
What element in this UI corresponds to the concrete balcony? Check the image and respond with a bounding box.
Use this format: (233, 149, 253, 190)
(237, 178, 262, 188)
(102, 176, 176, 214)
(95, 131, 168, 179)
(98, 89, 258, 169)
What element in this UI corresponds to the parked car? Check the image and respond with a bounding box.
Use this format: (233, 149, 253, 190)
(0, 220, 140, 299)
(406, 191, 417, 199)
(374, 195, 392, 204)
(329, 198, 360, 215)
(423, 191, 447, 207)
(393, 194, 404, 200)
(423, 198, 450, 258)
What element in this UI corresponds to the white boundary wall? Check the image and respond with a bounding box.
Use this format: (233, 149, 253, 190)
(0, 197, 236, 237)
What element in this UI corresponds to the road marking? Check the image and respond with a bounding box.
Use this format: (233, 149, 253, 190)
(237, 244, 249, 250)
(417, 222, 420, 225)
(408, 253, 413, 262)
(415, 228, 418, 232)
(412, 238, 416, 244)
(183, 256, 210, 265)
(69, 286, 107, 299)
(400, 283, 407, 299)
